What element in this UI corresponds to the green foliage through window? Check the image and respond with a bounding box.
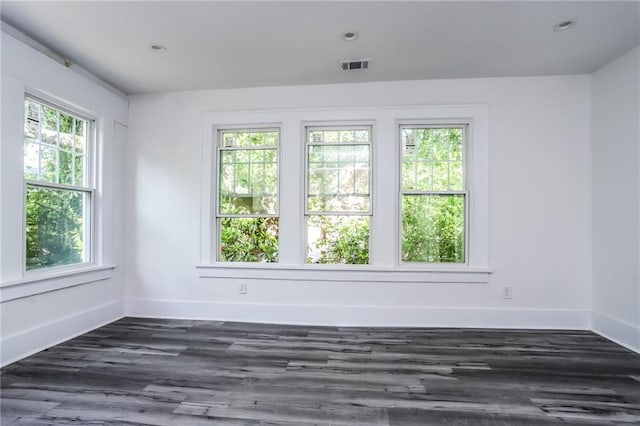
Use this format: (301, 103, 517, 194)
(217, 129, 279, 262)
(305, 126, 372, 264)
(26, 186, 86, 270)
(401, 126, 466, 263)
(402, 195, 465, 263)
(220, 217, 278, 262)
(307, 215, 369, 264)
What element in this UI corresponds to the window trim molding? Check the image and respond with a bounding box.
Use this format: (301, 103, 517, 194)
(0, 264, 116, 303)
(200, 104, 489, 275)
(196, 263, 491, 283)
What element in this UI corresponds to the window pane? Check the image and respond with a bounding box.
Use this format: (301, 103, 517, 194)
(24, 99, 40, 140)
(218, 148, 278, 215)
(59, 150, 74, 185)
(307, 144, 370, 213)
(307, 196, 370, 213)
(219, 217, 278, 262)
(26, 185, 88, 270)
(24, 142, 39, 180)
(221, 130, 278, 148)
(402, 127, 465, 192)
(74, 155, 86, 186)
(24, 98, 90, 185)
(40, 147, 57, 183)
(307, 128, 370, 144)
(42, 105, 58, 142)
(307, 215, 369, 264)
(402, 194, 465, 263)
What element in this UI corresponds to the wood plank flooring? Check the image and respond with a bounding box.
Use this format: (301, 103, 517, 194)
(1, 317, 639, 425)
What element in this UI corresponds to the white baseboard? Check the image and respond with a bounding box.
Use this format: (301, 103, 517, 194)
(591, 311, 640, 354)
(126, 298, 590, 330)
(1, 299, 124, 367)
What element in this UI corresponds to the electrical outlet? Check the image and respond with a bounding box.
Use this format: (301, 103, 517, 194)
(239, 281, 247, 295)
(502, 286, 512, 300)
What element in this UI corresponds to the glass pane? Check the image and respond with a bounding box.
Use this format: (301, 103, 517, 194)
(402, 194, 465, 263)
(309, 128, 370, 144)
(355, 130, 369, 142)
(307, 144, 370, 213)
(24, 98, 90, 184)
(59, 150, 74, 185)
(219, 148, 278, 215)
(416, 161, 433, 191)
(24, 142, 40, 180)
(74, 155, 86, 186)
(432, 162, 449, 191)
(219, 195, 277, 216)
(402, 127, 465, 192)
(75, 117, 85, 137)
(59, 112, 74, 134)
(309, 130, 323, 143)
(449, 128, 463, 160)
(40, 147, 57, 183)
(340, 130, 355, 142)
(324, 130, 339, 143)
(26, 185, 88, 270)
(42, 105, 58, 134)
(24, 99, 40, 140)
(307, 195, 369, 213)
(74, 134, 86, 155)
(220, 130, 278, 148)
(307, 215, 369, 264)
(450, 161, 463, 190)
(219, 217, 278, 262)
(432, 128, 450, 161)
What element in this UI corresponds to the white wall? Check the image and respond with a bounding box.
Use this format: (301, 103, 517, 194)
(0, 32, 129, 365)
(126, 75, 592, 329)
(591, 46, 640, 352)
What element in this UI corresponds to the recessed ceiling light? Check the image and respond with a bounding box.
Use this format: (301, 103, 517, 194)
(553, 20, 576, 32)
(343, 31, 358, 41)
(148, 43, 167, 52)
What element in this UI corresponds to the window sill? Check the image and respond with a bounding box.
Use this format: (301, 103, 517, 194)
(196, 263, 491, 283)
(0, 265, 116, 303)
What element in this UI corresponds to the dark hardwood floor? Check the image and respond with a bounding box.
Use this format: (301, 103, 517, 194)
(1, 317, 639, 425)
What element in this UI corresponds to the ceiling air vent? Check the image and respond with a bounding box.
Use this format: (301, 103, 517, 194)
(341, 59, 370, 71)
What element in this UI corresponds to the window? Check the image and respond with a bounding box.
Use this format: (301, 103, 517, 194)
(23, 97, 93, 271)
(305, 126, 372, 264)
(400, 125, 466, 263)
(216, 128, 279, 262)
(201, 105, 488, 280)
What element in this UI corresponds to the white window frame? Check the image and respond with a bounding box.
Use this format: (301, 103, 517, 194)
(22, 95, 96, 275)
(214, 125, 281, 262)
(303, 123, 374, 264)
(398, 122, 469, 265)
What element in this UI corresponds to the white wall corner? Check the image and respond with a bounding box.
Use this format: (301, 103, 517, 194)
(591, 310, 640, 354)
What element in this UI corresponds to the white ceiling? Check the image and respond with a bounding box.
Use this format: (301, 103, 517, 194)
(2, 1, 639, 95)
